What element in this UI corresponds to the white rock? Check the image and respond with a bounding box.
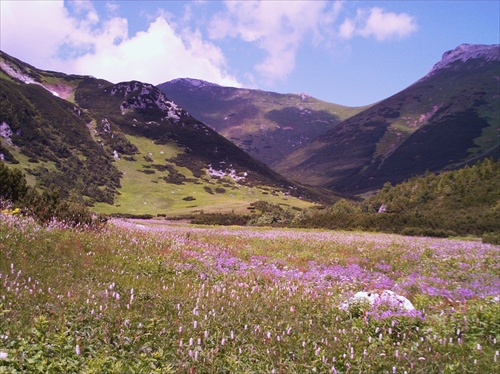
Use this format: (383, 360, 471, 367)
(0, 122, 13, 144)
(340, 290, 415, 311)
(340, 292, 378, 310)
(380, 290, 415, 310)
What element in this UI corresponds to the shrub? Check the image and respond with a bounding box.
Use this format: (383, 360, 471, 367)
(191, 212, 250, 226)
(1, 161, 105, 229)
(482, 232, 500, 245)
(110, 213, 154, 219)
(20, 188, 106, 229)
(0, 161, 28, 202)
(294, 159, 500, 238)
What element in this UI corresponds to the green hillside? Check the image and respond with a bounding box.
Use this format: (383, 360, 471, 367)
(158, 79, 367, 165)
(294, 158, 500, 241)
(274, 44, 500, 194)
(0, 51, 334, 216)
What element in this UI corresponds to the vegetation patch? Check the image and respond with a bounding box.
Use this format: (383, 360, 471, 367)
(0, 217, 498, 372)
(293, 158, 500, 242)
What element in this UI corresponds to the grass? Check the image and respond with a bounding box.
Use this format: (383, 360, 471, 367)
(159, 82, 369, 166)
(0, 138, 58, 187)
(1, 214, 499, 373)
(91, 135, 316, 216)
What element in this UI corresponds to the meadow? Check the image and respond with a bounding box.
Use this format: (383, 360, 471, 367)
(0, 214, 499, 373)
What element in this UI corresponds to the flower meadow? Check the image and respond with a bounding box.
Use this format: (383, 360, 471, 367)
(0, 215, 499, 373)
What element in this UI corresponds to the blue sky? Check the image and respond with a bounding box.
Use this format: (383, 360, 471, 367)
(1, 1, 498, 106)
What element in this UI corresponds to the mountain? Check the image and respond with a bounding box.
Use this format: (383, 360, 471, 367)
(273, 44, 500, 194)
(0, 51, 334, 215)
(158, 79, 366, 166)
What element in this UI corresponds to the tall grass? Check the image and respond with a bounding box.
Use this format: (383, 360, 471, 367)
(1, 215, 498, 373)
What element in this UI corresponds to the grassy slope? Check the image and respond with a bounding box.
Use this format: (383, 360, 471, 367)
(274, 58, 499, 194)
(92, 134, 317, 216)
(1, 216, 498, 372)
(158, 81, 369, 165)
(373, 62, 499, 165)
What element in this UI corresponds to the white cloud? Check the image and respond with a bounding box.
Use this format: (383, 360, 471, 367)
(340, 7, 417, 41)
(0, 0, 418, 92)
(0, 0, 240, 87)
(339, 19, 355, 39)
(67, 17, 240, 86)
(105, 2, 120, 14)
(209, 0, 341, 84)
(0, 1, 73, 66)
(208, 1, 416, 85)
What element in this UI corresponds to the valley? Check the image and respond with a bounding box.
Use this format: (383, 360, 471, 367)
(0, 44, 498, 220)
(0, 43, 499, 373)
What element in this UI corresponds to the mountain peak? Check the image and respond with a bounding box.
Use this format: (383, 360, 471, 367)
(169, 78, 220, 89)
(427, 43, 499, 76)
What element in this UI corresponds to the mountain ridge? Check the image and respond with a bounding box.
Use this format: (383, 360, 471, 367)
(158, 79, 367, 166)
(426, 43, 499, 77)
(1, 43, 498, 208)
(273, 43, 500, 194)
(0, 50, 334, 215)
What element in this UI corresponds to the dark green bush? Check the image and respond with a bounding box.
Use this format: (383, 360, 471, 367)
(191, 212, 250, 226)
(1, 161, 105, 229)
(110, 213, 154, 219)
(0, 161, 27, 202)
(294, 159, 500, 238)
(482, 232, 500, 245)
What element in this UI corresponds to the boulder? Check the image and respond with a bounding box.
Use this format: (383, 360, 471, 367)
(340, 290, 415, 311)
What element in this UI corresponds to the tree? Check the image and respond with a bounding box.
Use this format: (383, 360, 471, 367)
(0, 161, 27, 202)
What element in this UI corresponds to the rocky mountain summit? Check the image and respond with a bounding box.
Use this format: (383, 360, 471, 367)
(274, 44, 499, 194)
(426, 44, 499, 76)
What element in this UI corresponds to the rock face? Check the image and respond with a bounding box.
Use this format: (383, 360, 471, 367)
(426, 44, 499, 76)
(107, 81, 184, 122)
(340, 290, 415, 311)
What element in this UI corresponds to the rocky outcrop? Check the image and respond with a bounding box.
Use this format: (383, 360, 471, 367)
(426, 44, 499, 76)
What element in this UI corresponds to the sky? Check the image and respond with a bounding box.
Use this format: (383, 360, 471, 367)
(1, 1, 499, 107)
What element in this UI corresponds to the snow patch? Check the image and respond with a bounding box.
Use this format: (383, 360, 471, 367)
(0, 60, 67, 98)
(0, 60, 36, 84)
